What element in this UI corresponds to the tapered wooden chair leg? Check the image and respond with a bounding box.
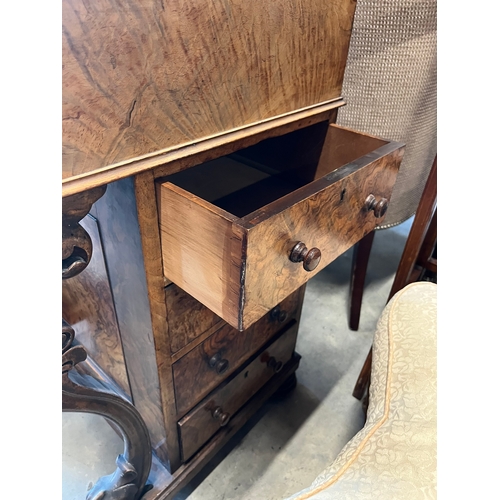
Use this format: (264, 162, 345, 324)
(353, 347, 372, 400)
(348, 230, 376, 331)
(387, 157, 437, 301)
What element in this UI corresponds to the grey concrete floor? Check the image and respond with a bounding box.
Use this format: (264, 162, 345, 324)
(62, 218, 412, 500)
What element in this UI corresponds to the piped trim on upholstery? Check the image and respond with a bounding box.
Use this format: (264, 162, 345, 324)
(291, 282, 430, 499)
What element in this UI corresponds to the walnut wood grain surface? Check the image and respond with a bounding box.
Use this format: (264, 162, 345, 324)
(62, 0, 356, 188)
(157, 182, 241, 328)
(240, 146, 404, 327)
(315, 124, 388, 177)
(62, 214, 130, 396)
(93, 178, 171, 467)
(165, 284, 223, 354)
(142, 354, 301, 500)
(134, 171, 183, 471)
(159, 125, 404, 330)
(178, 322, 299, 462)
(172, 291, 301, 416)
(63, 101, 343, 197)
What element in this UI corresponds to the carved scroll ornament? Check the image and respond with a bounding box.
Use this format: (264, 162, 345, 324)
(62, 188, 152, 500)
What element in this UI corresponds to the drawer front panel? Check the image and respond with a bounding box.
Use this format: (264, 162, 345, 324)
(172, 290, 301, 416)
(240, 146, 403, 327)
(166, 284, 223, 354)
(178, 323, 299, 462)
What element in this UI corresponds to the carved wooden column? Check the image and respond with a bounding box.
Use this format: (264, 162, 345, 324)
(62, 187, 152, 500)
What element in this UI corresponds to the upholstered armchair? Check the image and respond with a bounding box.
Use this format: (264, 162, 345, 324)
(286, 281, 437, 499)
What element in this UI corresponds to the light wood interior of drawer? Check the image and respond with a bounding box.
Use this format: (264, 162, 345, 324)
(159, 122, 389, 218)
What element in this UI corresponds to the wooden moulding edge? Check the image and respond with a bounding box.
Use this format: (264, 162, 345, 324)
(62, 98, 346, 198)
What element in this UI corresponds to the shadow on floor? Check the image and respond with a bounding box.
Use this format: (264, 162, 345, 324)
(174, 381, 322, 499)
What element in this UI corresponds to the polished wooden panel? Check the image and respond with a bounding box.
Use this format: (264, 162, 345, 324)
(62, 0, 356, 184)
(241, 147, 401, 327)
(62, 101, 343, 197)
(134, 170, 183, 471)
(315, 124, 388, 178)
(178, 323, 299, 461)
(62, 187, 153, 500)
(159, 124, 404, 330)
(92, 177, 171, 467)
(165, 284, 223, 354)
(172, 291, 301, 416)
(62, 214, 130, 395)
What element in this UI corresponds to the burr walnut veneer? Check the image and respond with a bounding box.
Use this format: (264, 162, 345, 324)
(158, 124, 402, 331)
(61, 1, 404, 499)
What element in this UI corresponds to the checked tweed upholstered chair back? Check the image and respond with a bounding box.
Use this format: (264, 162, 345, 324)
(338, 0, 437, 229)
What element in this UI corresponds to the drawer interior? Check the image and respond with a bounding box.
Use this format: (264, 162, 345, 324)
(160, 122, 389, 218)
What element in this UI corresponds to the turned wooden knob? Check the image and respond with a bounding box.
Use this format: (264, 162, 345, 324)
(364, 194, 389, 218)
(209, 353, 229, 375)
(212, 406, 230, 426)
(270, 306, 288, 323)
(290, 242, 321, 272)
(267, 357, 283, 373)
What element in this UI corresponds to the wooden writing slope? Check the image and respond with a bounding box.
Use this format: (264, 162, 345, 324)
(61, 1, 404, 498)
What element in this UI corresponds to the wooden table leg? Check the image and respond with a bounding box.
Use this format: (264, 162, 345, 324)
(63, 187, 152, 500)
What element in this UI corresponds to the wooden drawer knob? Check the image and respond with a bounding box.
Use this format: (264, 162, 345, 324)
(270, 306, 288, 323)
(290, 242, 321, 272)
(364, 194, 389, 218)
(209, 353, 229, 375)
(267, 357, 283, 373)
(212, 406, 230, 427)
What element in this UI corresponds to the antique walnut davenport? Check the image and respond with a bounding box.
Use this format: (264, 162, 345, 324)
(62, 1, 405, 498)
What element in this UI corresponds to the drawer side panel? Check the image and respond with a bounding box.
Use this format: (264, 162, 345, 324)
(158, 182, 242, 328)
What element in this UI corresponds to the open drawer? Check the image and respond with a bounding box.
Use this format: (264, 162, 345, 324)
(157, 123, 404, 330)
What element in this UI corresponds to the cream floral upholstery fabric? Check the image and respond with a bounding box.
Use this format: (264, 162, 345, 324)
(287, 282, 437, 499)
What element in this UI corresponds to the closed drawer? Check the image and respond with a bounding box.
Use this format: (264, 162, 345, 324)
(158, 123, 404, 331)
(172, 290, 301, 416)
(178, 322, 299, 462)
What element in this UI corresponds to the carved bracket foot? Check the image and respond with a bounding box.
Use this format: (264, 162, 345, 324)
(63, 187, 152, 500)
(63, 320, 152, 500)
